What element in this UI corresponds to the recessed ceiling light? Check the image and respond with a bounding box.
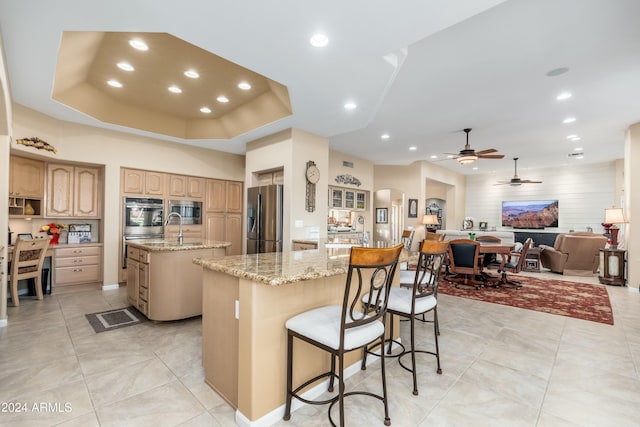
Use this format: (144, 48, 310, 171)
(409, 146, 417, 151)
(168, 85, 182, 94)
(217, 95, 229, 103)
(129, 38, 148, 51)
(200, 107, 212, 114)
(546, 67, 569, 77)
(344, 102, 357, 110)
(472, 166, 479, 170)
(575, 155, 584, 159)
(430, 155, 438, 159)
(566, 134, 578, 139)
(381, 133, 390, 140)
(184, 70, 199, 79)
(574, 147, 583, 151)
(563, 117, 576, 124)
(309, 33, 329, 47)
(107, 79, 122, 88)
(570, 136, 581, 141)
(447, 154, 455, 159)
(238, 81, 251, 90)
(117, 62, 134, 72)
(556, 92, 572, 101)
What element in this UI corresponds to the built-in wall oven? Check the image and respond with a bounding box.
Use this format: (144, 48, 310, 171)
(122, 197, 164, 268)
(168, 200, 202, 225)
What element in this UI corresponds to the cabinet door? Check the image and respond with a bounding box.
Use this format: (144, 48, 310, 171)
(356, 192, 366, 210)
(121, 168, 145, 195)
(344, 190, 355, 209)
(168, 175, 187, 197)
(74, 167, 100, 217)
(127, 258, 140, 307)
(206, 179, 226, 212)
(145, 172, 165, 196)
(330, 188, 343, 208)
(225, 214, 242, 255)
(188, 177, 205, 199)
(10, 156, 45, 197)
(46, 164, 74, 217)
(226, 181, 243, 213)
(205, 213, 226, 241)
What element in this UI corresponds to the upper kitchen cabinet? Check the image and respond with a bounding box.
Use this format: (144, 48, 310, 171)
(168, 174, 205, 200)
(10, 156, 44, 198)
(46, 163, 102, 218)
(328, 186, 367, 211)
(205, 179, 243, 213)
(121, 168, 166, 197)
(9, 155, 45, 217)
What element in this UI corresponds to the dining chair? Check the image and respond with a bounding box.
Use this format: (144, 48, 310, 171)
(446, 239, 483, 289)
(283, 244, 404, 427)
(363, 240, 449, 395)
(475, 235, 502, 268)
(425, 232, 445, 242)
(8, 237, 50, 306)
(400, 229, 415, 249)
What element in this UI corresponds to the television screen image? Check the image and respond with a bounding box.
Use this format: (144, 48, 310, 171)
(502, 200, 559, 229)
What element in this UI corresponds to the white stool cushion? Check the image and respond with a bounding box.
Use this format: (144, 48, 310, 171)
(286, 305, 384, 351)
(386, 287, 437, 315)
(399, 270, 434, 286)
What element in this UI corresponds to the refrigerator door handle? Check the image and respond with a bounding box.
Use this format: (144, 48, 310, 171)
(256, 193, 262, 243)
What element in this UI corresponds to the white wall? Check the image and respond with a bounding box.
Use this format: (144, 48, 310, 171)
(625, 124, 639, 288)
(465, 161, 616, 233)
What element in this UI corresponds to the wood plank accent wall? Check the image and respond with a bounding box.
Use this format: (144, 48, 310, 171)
(465, 161, 616, 233)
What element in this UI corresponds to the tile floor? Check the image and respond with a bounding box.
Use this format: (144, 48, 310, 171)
(2, 271, 640, 426)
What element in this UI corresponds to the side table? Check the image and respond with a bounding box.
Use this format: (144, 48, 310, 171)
(523, 247, 541, 272)
(599, 248, 626, 286)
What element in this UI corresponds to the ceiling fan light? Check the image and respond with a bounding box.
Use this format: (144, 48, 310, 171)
(458, 155, 477, 164)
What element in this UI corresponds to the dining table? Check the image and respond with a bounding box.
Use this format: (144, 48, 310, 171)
(477, 242, 516, 286)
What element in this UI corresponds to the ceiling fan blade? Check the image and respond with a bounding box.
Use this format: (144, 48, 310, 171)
(477, 154, 505, 159)
(520, 180, 543, 184)
(475, 148, 497, 155)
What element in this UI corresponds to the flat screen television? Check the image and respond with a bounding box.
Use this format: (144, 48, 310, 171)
(501, 200, 559, 229)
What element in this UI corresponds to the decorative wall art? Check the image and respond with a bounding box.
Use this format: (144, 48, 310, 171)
(334, 174, 362, 187)
(408, 199, 418, 218)
(376, 208, 388, 224)
(15, 137, 58, 154)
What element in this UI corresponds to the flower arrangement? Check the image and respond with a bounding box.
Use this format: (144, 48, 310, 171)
(40, 223, 66, 235)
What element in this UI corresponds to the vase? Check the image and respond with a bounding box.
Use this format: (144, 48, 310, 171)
(24, 201, 35, 215)
(50, 234, 60, 245)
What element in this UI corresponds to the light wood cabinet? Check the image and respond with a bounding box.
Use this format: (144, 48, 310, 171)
(293, 242, 318, 251)
(206, 213, 242, 255)
(54, 245, 102, 287)
(10, 156, 44, 198)
(165, 224, 203, 240)
(126, 254, 139, 307)
(205, 179, 243, 213)
(169, 175, 205, 199)
(122, 168, 166, 197)
(226, 181, 243, 213)
(47, 164, 101, 218)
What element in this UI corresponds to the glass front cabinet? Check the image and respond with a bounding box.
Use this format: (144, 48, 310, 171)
(329, 187, 366, 211)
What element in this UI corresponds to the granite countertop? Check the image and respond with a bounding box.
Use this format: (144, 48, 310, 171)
(127, 239, 232, 252)
(194, 246, 417, 286)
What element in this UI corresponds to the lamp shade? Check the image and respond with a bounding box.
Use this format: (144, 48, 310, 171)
(422, 214, 439, 225)
(604, 208, 625, 224)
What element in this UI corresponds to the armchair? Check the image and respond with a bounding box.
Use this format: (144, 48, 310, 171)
(539, 232, 607, 275)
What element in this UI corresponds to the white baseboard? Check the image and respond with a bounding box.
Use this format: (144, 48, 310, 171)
(0, 318, 7, 328)
(102, 284, 120, 291)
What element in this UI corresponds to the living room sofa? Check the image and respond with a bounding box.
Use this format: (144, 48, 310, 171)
(436, 230, 515, 246)
(539, 232, 608, 275)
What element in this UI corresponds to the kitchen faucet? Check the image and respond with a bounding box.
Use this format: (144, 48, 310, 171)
(165, 212, 184, 245)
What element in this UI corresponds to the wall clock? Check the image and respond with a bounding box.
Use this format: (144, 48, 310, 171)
(305, 161, 320, 212)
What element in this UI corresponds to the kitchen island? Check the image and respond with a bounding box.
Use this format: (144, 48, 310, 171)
(193, 244, 416, 425)
(126, 239, 230, 321)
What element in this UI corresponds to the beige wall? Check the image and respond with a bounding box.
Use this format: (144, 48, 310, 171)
(10, 105, 245, 291)
(0, 31, 12, 324)
(625, 123, 639, 288)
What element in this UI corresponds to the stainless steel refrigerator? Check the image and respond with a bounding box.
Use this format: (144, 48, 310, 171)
(246, 184, 283, 254)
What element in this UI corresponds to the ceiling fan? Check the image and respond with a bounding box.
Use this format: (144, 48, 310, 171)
(495, 157, 542, 186)
(446, 128, 505, 164)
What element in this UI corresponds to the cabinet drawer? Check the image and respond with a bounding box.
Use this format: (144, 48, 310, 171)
(138, 250, 149, 264)
(56, 246, 101, 258)
(127, 247, 140, 260)
(55, 264, 100, 284)
(55, 255, 99, 268)
(139, 285, 148, 302)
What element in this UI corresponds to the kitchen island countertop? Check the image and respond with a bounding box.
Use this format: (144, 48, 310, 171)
(127, 239, 232, 252)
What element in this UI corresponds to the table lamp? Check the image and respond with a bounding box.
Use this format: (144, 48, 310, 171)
(602, 207, 625, 249)
(422, 214, 439, 233)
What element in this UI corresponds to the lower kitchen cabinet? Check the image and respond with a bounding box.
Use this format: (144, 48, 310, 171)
(54, 245, 102, 288)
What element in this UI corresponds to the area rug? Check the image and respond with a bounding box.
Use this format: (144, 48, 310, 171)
(85, 307, 146, 333)
(439, 275, 614, 325)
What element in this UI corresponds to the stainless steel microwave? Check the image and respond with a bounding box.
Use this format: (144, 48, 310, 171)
(168, 200, 202, 225)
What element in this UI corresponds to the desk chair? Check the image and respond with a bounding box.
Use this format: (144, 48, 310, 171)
(284, 244, 404, 427)
(447, 239, 483, 290)
(491, 238, 532, 289)
(364, 240, 449, 395)
(8, 237, 50, 306)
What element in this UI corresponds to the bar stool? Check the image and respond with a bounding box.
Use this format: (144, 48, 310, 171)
(283, 244, 404, 427)
(363, 240, 449, 395)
